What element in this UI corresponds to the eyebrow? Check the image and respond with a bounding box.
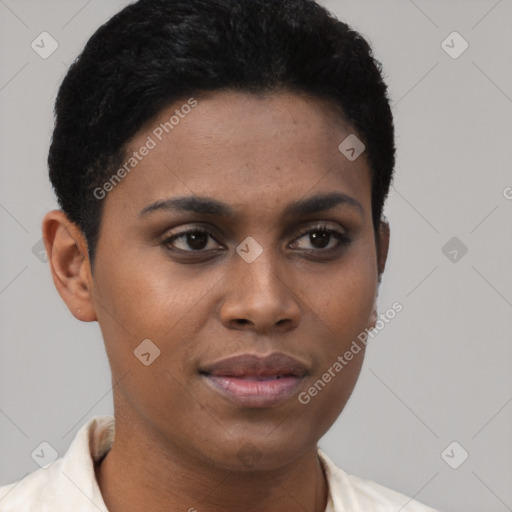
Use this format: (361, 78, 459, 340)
(139, 192, 364, 219)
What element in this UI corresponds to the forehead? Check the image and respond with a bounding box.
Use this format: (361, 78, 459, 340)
(101, 90, 372, 222)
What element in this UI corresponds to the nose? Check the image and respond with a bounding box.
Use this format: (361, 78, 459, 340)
(218, 250, 302, 334)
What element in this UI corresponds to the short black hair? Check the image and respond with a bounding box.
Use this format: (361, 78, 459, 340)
(48, 0, 395, 269)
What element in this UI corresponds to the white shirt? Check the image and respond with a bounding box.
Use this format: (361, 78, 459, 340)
(0, 415, 439, 512)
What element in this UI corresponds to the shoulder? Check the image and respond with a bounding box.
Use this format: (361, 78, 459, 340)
(0, 415, 114, 512)
(318, 449, 440, 512)
(0, 459, 63, 512)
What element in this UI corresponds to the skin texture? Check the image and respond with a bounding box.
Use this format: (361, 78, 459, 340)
(42, 90, 390, 512)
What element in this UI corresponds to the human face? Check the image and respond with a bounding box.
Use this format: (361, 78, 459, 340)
(91, 90, 383, 471)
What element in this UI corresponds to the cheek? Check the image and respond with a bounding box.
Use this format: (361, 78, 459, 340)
(93, 252, 196, 331)
(92, 251, 220, 379)
(91, 255, 203, 421)
(305, 253, 378, 343)
(298, 349, 365, 443)
(297, 261, 376, 438)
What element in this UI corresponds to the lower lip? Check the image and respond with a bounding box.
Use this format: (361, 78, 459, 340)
(203, 375, 304, 408)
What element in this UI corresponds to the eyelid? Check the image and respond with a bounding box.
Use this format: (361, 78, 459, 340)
(287, 222, 350, 252)
(162, 225, 225, 249)
(161, 221, 349, 253)
(290, 221, 347, 239)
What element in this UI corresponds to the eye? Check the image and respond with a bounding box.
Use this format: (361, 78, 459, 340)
(289, 223, 350, 252)
(161, 223, 350, 256)
(162, 227, 223, 252)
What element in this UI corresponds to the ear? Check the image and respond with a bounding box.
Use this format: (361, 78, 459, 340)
(376, 217, 390, 281)
(41, 210, 97, 322)
(370, 218, 391, 326)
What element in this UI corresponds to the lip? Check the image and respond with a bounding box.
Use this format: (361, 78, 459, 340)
(200, 352, 308, 408)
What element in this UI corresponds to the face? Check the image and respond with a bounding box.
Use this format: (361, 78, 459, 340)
(83, 90, 385, 470)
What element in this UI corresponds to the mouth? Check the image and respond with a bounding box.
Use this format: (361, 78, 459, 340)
(200, 352, 308, 408)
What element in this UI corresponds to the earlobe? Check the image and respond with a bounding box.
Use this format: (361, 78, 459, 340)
(370, 218, 390, 329)
(370, 304, 378, 328)
(41, 210, 97, 322)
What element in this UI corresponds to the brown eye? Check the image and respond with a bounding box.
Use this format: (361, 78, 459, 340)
(306, 230, 332, 249)
(163, 228, 222, 252)
(290, 224, 349, 252)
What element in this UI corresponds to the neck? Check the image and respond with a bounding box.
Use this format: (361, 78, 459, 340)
(94, 419, 328, 512)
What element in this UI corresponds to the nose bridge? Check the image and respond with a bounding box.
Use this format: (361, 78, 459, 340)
(238, 244, 285, 296)
(220, 238, 301, 331)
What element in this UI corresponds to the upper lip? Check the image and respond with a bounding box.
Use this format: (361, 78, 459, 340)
(200, 352, 308, 378)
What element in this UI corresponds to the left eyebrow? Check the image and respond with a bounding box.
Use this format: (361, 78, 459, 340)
(139, 192, 364, 219)
(282, 192, 363, 218)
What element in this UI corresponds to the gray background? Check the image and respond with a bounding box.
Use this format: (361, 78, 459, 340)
(1, 1, 511, 511)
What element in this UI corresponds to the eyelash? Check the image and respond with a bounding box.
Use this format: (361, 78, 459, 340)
(161, 223, 350, 257)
